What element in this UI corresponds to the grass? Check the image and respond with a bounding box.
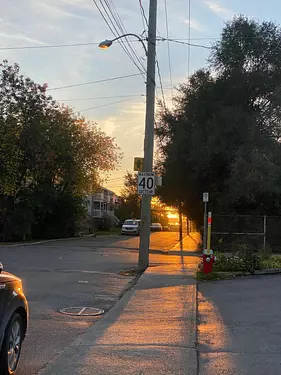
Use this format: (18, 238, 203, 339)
(95, 228, 121, 236)
(119, 268, 142, 277)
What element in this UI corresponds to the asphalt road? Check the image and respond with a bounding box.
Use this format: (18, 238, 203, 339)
(0, 232, 181, 375)
(198, 275, 281, 375)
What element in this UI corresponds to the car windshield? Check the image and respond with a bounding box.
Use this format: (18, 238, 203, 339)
(151, 223, 160, 226)
(124, 220, 138, 225)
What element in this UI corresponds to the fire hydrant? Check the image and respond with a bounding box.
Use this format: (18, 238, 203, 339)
(203, 249, 216, 274)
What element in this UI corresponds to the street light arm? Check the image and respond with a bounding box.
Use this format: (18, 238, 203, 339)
(111, 34, 148, 56)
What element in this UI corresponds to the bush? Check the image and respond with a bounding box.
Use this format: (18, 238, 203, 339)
(214, 243, 262, 275)
(261, 256, 281, 269)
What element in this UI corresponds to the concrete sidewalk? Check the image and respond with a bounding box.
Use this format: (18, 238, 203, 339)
(39, 259, 199, 375)
(167, 232, 201, 254)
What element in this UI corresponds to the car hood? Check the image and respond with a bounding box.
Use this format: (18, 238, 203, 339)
(0, 271, 21, 283)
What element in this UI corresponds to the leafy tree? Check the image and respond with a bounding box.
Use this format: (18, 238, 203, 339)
(156, 16, 281, 226)
(0, 61, 121, 240)
(115, 172, 140, 222)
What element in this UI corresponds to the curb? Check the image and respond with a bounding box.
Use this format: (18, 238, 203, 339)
(0, 234, 96, 248)
(255, 268, 281, 275)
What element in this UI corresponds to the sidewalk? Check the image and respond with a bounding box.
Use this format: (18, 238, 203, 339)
(39, 258, 200, 375)
(167, 232, 201, 254)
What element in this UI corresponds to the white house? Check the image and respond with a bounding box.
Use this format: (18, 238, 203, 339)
(87, 188, 120, 226)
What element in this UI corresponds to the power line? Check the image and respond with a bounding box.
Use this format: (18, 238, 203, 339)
(79, 96, 143, 112)
(2, 36, 276, 52)
(57, 93, 145, 102)
(138, 0, 149, 28)
(138, 0, 147, 32)
(101, 0, 145, 74)
(47, 73, 142, 91)
(156, 59, 166, 108)
(187, 0, 191, 78)
(158, 37, 212, 49)
(93, 0, 143, 75)
(163, 0, 173, 97)
(0, 42, 101, 51)
(93, 0, 146, 77)
(0, 39, 146, 52)
(105, 0, 147, 74)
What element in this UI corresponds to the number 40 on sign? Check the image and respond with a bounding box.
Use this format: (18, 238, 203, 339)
(138, 172, 155, 196)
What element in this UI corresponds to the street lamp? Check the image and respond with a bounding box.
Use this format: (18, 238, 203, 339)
(99, 34, 148, 56)
(98, 0, 157, 271)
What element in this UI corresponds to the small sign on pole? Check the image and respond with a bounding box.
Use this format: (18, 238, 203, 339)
(203, 192, 209, 203)
(134, 157, 144, 172)
(137, 172, 155, 196)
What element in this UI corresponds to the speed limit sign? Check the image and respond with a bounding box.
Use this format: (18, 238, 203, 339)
(138, 172, 155, 195)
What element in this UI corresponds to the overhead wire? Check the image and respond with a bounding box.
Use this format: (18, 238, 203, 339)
(47, 73, 142, 91)
(138, 0, 147, 33)
(57, 93, 145, 102)
(138, 0, 149, 28)
(163, 0, 173, 97)
(93, 0, 146, 77)
(187, 0, 191, 77)
(79, 96, 143, 113)
(159, 37, 212, 49)
(0, 37, 212, 52)
(156, 60, 166, 108)
(102, 0, 145, 74)
(105, 0, 147, 73)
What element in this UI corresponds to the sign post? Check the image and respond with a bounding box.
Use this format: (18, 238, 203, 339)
(203, 192, 209, 250)
(207, 212, 212, 254)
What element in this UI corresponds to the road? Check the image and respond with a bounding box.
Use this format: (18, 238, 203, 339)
(0, 232, 186, 375)
(198, 275, 281, 375)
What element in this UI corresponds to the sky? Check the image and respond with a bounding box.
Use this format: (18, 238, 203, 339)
(1, 0, 281, 194)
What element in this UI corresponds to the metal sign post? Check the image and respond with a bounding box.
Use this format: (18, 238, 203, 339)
(203, 192, 209, 250)
(207, 212, 212, 254)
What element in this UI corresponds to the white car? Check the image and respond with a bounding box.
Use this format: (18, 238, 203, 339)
(150, 223, 162, 232)
(121, 219, 141, 235)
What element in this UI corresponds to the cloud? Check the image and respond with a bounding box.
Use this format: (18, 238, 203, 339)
(204, 0, 233, 19)
(181, 18, 205, 32)
(0, 32, 45, 46)
(99, 117, 117, 137)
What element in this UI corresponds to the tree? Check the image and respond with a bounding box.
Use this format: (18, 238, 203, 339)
(115, 172, 140, 222)
(156, 16, 281, 226)
(0, 61, 121, 240)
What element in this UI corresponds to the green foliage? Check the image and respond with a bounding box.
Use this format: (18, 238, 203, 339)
(115, 172, 140, 222)
(156, 16, 281, 225)
(214, 244, 262, 275)
(0, 61, 121, 241)
(261, 256, 281, 270)
(196, 272, 222, 281)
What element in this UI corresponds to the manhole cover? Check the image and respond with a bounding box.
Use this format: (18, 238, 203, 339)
(59, 307, 104, 316)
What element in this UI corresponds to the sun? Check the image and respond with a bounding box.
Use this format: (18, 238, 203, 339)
(167, 212, 179, 219)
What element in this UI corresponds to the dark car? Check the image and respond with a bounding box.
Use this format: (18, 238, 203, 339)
(0, 262, 28, 375)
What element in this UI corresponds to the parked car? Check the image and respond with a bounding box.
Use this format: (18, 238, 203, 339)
(150, 223, 162, 232)
(0, 262, 28, 375)
(162, 225, 170, 232)
(121, 219, 141, 235)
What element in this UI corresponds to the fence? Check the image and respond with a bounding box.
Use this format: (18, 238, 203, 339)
(211, 215, 281, 253)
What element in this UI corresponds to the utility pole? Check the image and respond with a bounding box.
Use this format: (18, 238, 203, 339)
(179, 203, 183, 242)
(138, 0, 157, 271)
